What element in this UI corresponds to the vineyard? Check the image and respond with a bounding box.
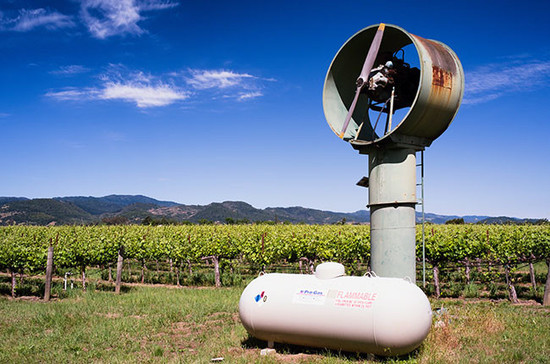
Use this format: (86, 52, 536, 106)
(1, 224, 550, 304)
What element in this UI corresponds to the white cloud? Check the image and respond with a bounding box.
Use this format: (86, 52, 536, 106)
(46, 66, 268, 108)
(0, 1, 176, 38)
(0, 8, 74, 32)
(46, 71, 187, 108)
(187, 69, 255, 89)
(138, 0, 179, 11)
(45, 88, 94, 101)
(80, 0, 178, 39)
(99, 82, 187, 107)
(50, 65, 91, 76)
(464, 58, 550, 105)
(237, 91, 263, 101)
(186, 69, 268, 102)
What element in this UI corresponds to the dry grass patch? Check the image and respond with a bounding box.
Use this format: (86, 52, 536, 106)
(420, 302, 509, 363)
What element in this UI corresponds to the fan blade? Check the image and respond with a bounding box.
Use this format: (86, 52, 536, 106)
(338, 86, 362, 139)
(338, 23, 385, 139)
(359, 23, 385, 82)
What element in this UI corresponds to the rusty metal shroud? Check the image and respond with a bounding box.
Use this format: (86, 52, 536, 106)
(323, 24, 464, 152)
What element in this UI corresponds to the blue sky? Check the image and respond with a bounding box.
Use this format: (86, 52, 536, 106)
(1, 0, 549, 219)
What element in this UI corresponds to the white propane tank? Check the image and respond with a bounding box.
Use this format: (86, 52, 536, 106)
(239, 262, 432, 356)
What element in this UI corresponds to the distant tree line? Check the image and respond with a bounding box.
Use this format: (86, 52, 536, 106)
(443, 218, 549, 225)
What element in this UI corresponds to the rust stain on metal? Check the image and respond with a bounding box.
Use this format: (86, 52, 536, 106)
(412, 35, 458, 74)
(432, 66, 452, 89)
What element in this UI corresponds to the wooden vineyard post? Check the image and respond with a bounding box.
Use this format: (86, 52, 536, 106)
(81, 266, 86, 291)
(175, 262, 181, 287)
(504, 264, 519, 304)
(543, 259, 550, 306)
(10, 269, 16, 298)
(433, 265, 441, 298)
(115, 247, 124, 294)
(213, 256, 221, 287)
(202, 255, 221, 287)
(299, 257, 312, 274)
(528, 260, 536, 292)
(187, 259, 192, 275)
(464, 258, 471, 285)
(141, 259, 146, 284)
(44, 244, 54, 302)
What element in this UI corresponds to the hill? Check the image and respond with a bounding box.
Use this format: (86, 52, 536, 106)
(0, 198, 93, 225)
(0, 194, 541, 226)
(265, 206, 355, 224)
(54, 195, 178, 215)
(0, 197, 29, 204)
(421, 212, 490, 224)
(0, 196, 360, 225)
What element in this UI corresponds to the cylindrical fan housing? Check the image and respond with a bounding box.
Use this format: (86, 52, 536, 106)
(323, 23, 464, 151)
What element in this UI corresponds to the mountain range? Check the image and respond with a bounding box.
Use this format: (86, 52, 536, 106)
(0, 195, 542, 226)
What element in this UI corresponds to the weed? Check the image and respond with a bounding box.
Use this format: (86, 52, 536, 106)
(462, 283, 480, 298)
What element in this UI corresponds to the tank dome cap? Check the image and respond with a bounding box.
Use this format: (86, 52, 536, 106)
(315, 262, 346, 279)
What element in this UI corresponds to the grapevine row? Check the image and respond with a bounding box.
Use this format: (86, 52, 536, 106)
(1, 224, 549, 302)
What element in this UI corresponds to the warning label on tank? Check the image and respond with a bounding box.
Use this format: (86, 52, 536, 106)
(292, 288, 327, 305)
(333, 290, 377, 309)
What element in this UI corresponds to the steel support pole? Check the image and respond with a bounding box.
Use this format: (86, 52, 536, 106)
(421, 150, 426, 288)
(369, 148, 417, 281)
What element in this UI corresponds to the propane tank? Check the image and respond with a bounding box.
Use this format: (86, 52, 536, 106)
(239, 262, 432, 356)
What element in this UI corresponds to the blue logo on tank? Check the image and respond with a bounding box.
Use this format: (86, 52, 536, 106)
(254, 291, 266, 302)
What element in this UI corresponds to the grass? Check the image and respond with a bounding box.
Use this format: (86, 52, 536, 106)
(0, 285, 247, 363)
(421, 300, 550, 363)
(1, 285, 550, 363)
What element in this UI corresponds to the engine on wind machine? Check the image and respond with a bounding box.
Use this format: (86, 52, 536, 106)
(365, 51, 420, 111)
